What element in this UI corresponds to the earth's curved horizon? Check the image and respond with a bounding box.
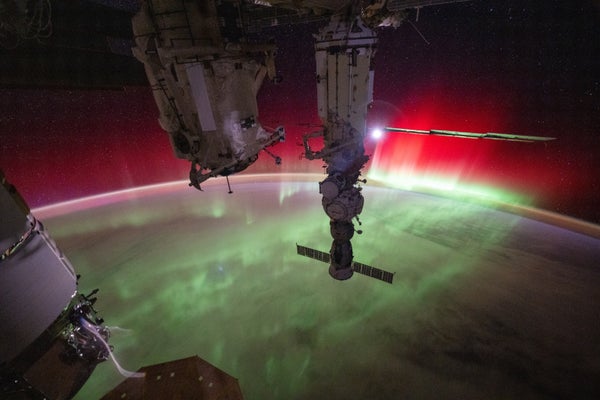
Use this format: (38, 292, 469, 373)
(34, 173, 600, 240)
(33, 174, 600, 399)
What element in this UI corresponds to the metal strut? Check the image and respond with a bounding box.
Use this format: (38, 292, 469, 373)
(263, 148, 282, 165)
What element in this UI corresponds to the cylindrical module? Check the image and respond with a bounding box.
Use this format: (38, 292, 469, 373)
(0, 172, 108, 400)
(0, 194, 77, 364)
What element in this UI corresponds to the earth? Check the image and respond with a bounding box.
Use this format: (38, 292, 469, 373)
(34, 174, 600, 400)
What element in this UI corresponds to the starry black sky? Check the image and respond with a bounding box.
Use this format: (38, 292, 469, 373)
(1, 0, 599, 222)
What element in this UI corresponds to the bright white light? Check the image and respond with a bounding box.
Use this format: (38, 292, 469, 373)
(371, 128, 383, 140)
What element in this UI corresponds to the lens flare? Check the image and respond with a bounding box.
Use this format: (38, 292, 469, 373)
(371, 128, 384, 140)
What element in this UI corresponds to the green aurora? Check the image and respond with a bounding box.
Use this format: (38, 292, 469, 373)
(34, 175, 600, 399)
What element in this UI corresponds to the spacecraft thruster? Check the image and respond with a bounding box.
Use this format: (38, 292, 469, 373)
(132, 0, 285, 190)
(0, 172, 111, 400)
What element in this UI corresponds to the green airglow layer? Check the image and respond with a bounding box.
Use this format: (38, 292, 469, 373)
(367, 168, 532, 208)
(33, 175, 600, 400)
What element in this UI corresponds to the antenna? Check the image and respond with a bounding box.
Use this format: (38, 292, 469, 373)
(226, 176, 233, 194)
(407, 19, 430, 45)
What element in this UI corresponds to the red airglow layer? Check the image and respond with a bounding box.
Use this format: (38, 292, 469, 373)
(368, 78, 573, 207)
(0, 63, 595, 221)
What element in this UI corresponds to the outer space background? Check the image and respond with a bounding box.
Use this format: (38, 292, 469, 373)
(1, 0, 599, 221)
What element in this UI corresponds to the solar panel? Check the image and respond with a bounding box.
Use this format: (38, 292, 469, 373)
(296, 244, 330, 264)
(387, 0, 471, 12)
(352, 261, 395, 284)
(296, 244, 394, 284)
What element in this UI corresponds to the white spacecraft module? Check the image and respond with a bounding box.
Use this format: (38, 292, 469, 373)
(132, 0, 285, 189)
(299, 13, 377, 279)
(0, 181, 77, 364)
(0, 172, 110, 400)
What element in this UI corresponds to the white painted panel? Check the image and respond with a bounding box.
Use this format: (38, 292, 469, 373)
(187, 64, 217, 132)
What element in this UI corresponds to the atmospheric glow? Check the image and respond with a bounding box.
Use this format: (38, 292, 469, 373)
(367, 168, 529, 207)
(61, 178, 600, 400)
(32, 181, 188, 219)
(366, 82, 543, 211)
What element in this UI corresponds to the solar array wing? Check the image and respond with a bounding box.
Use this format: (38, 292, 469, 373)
(296, 244, 330, 264)
(296, 245, 395, 284)
(352, 261, 395, 284)
(387, 0, 474, 11)
(385, 127, 556, 142)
